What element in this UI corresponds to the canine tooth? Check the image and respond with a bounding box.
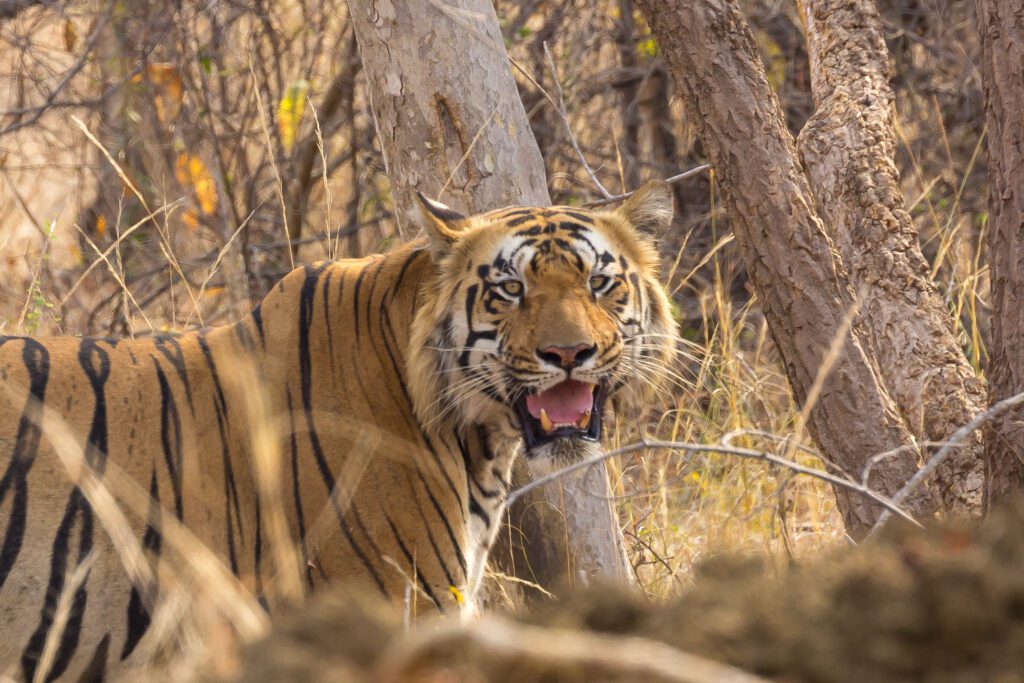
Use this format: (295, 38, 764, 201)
(577, 410, 591, 430)
(539, 408, 554, 433)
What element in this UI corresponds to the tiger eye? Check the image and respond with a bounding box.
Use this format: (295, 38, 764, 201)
(500, 280, 523, 297)
(589, 274, 609, 291)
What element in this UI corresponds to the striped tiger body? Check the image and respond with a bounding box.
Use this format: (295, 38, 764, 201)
(0, 181, 677, 681)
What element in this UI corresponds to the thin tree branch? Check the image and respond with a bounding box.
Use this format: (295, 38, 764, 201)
(870, 390, 1024, 535)
(509, 50, 711, 208)
(0, 0, 46, 20)
(0, 0, 113, 136)
(542, 41, 613, 200)
(584, 164, 711, 207)
(506, 438, 921, 528)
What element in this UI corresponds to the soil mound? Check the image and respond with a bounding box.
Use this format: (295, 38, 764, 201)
(227, 502, 1024, 682)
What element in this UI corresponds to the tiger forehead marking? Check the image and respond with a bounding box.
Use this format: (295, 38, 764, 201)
(486, 215, 621, 277)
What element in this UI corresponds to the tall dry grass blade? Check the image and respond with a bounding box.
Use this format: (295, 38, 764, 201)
(32, 552, 96, 683)
(221, 354, 305, 605)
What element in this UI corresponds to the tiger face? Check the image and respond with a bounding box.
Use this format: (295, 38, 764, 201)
(409, 181, 677, 469)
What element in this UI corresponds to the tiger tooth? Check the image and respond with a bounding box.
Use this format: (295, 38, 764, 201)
(539, 408, 554, 433)
(577, 410, 591, 430)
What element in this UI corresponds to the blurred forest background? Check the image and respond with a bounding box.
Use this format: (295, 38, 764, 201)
(0, 0, 986, 597)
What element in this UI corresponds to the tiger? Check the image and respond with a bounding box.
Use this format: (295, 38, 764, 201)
(0, 180, 677, 681)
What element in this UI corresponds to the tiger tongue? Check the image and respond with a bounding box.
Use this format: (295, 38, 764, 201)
(525, 380, 595, 424)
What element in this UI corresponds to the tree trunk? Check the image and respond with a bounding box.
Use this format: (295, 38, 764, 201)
(348, 0, 633, 592)
(976, 0, 1024, 505)
(796, 0, 987, 516)
(634, 0, 936, 536)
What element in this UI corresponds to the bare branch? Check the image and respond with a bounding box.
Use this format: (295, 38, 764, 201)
(584, 163, 711, 207)
(0, 0, 113, 137)
(871, 390, 1024, 535)
(507, 438, 921, 528)
(0, 0, 46, 20)
(542, 41, 613, 200)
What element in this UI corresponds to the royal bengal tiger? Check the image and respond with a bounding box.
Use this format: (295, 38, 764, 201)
(0, 180, 677, 681)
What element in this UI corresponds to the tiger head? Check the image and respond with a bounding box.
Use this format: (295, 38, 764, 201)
(408, 181, 678, 469)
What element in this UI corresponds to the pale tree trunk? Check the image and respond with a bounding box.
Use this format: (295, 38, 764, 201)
(634, 0, 936, 536)
(976, 0, 1024, 504)
(795, 0, 987, 516)
(348, 0, 633, 591)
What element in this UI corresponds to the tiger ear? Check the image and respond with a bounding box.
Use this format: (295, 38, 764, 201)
(616, 180, 674, 237)
(415, 191, 467, 259)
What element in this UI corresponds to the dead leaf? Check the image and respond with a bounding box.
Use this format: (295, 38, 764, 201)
(277, 79, 309, 153)
(147, 63, 183, 123)
(63, 19, 77, 52)
(175, 153, 219, 217)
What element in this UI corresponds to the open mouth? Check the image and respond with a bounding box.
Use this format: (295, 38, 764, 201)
(515, 380, 604, 451)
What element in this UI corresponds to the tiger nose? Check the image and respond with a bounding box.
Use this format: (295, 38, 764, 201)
(536, 343, 597, 369)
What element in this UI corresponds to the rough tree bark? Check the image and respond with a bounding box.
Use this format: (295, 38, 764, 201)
(347, 0, 633, 591)
(976, 0, 1024, 504)
(634, 0, 936, 536)
(796, 0, 987, 516)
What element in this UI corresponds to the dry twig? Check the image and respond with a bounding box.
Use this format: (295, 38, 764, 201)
(507, 438, 921, 527)
(536, 41, 711, 207)
(870, 389, 1024, 535)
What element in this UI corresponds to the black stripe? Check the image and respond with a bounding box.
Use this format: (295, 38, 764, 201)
(22, 486, 93, 682)
(405, 471, 460, 588)
(391, 248, 426, 299)
(196, 334, 228, 417)
(251, 304, 266, 345)
(78, 633, 110, 683)
(416, 471, 467, 576)
(153, 336, 194, 414)
(351, 262, 370, 344)
(121, 470, 162, 660)
(298, 264, 388, 595)
(78, 339, 111, 473)
(559, 210, 594, 223)
(458, 284, 497, 367)
(457, 433, 499, 498)
(380, 309, 467, 517)
(21, 339, 109, 682)
(505, 214, 538, 227)
(285, 391, 310, 587)
(197, 335, 242, 575)
(469, 495, 491, 527)
(321, 268, 337, 379)
(383, 513, 445, 613)
(0, 339, 49, 590)
(153, 359, 184, 520)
